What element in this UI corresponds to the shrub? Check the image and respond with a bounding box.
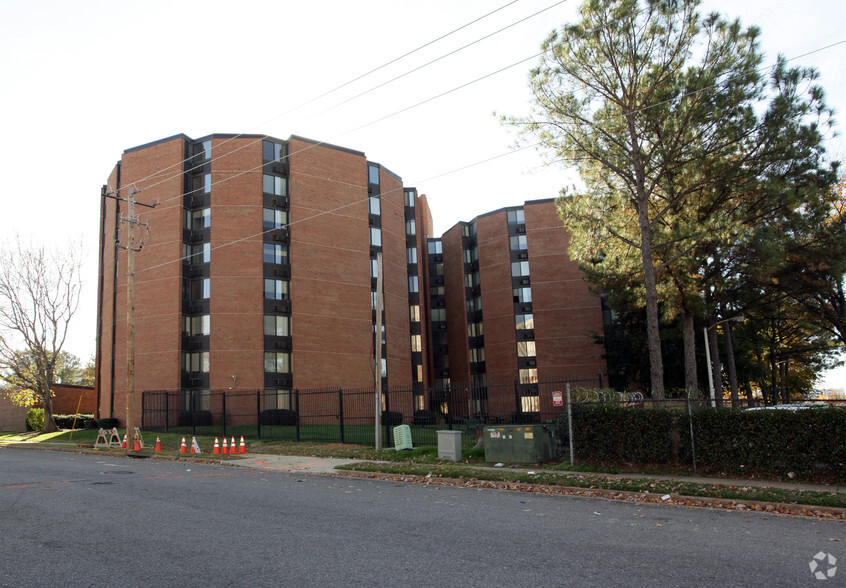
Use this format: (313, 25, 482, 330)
(53, 414, 94, 429)
(97, 417, 120, 429)
(84, 419, 99, 430)
(679, 406, 846, 478)
(26, 408, 44, 432)
(557, 403, 677, 464)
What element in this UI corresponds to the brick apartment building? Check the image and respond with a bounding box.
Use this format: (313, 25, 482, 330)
(96, 133, 605, 425)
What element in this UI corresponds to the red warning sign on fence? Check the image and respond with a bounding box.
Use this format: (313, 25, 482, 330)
(552, 390, 563, 407)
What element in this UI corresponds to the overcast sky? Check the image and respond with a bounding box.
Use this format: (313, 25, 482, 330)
(1, 0, 844, 387)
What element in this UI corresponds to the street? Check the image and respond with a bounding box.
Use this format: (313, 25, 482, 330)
(0, 447, 842, 587)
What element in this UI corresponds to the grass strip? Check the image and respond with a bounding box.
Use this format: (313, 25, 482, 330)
(337, 462, 846, 509)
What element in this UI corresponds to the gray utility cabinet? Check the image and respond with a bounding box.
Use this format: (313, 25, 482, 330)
(483, 424, 557, 463)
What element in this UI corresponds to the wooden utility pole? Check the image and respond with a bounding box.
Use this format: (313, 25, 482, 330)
(374, 252, 383, 451)
(106, 187, 154, 449)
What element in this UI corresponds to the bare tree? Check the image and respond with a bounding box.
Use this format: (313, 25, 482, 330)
(0, 238, 83, 433)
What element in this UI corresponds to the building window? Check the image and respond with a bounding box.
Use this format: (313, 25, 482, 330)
(264, 352, 291, 373)
(408, 276, 418, 293)
(507, 209, 525, 224)
(203, 174, 211, 194)
(405, 219, 416, 236)
(466, 296, 482, 313)
(411, 335, 422, 352)
(415, 364, 423, 382)
(183, 315, 210, 336)
(410, 305, 420, 322)
(184, 278, 210, 301)
(431, 264, 444, 276)
(517, 341, 536, 357)
(430, 285, 445, 296)
(202, 140, 212, 160)
(407, 247, 417, 264)
(264, 278, 289, 300)
(516, 314, 534, 330)
(370, 227, 382, 247)
(368, 164, 380, 185)
(265, 388, 291, 410)
(461, 223, 476, 237)
(184, 243, 210, 264)
(519, 368, 538, 384)
(185, 208, 210, 231)
(368, 195, 381, 216)
(404, 190, 415, 207)
(263, 243, 288, 265)
(263, 140, 284, 161)
(470, 348, 485, 363)
(264, 315, 290, 337)
(371, 258, 379, 278)
(511, 261, 530, 277)
(510, 235, 528, 250)
(428, 240, 442, 254)
(263, 208, 288, 229)
(262, 174, 287, 197)
(431, 308, 446, 322)
(521, 395, 540, 412)
(467, 322, 483, 337)
(183, 352, 209, 373)
(513, 287, 532, 303)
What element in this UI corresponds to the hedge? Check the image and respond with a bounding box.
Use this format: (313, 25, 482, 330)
(557, 404, 846, 480)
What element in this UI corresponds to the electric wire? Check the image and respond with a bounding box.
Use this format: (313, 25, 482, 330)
(121, 31, 846, 276)
(122, 0, 532, 191)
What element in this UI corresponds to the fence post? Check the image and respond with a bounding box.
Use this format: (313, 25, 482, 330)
(256, 389, 262, 440)
(338, 388, 345, 444)
(598, 370, 604, 389)
(295, 389, 301, 442)
(191, 389, 197, 436)
(447, 385, 453, 430)
(566, 383, 575, 466)
(222, 390, 227, 437)
(686, 392, 697, 474)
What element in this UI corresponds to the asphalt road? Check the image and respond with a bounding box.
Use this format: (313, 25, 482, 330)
(0, 447, 843, 587)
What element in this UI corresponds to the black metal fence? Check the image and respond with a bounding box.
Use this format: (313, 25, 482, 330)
(141, 372, 606, 447)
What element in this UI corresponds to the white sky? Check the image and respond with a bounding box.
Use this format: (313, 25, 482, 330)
(1, 0, 844, 388)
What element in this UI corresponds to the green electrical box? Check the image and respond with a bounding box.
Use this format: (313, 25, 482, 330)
(484, 424, 557, 464)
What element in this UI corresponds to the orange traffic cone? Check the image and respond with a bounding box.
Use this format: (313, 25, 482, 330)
(190, 436, 198, 454)
(121, 434, 127, 449)
(133, 435, 141, 451)
(154, 436, 162, 453)
(222, 437, 229, 455)
(212, 437, 220, 455)
(179, 437, 188, 454)
(239, 436, 246, 454)
(230, 437, 236, 455)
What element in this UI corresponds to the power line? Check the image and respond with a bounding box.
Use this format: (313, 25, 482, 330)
(124, 0, 530, 191)
(122, 29, 846, 275)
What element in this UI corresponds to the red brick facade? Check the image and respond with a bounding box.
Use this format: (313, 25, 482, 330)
(96, 135, 606, 427)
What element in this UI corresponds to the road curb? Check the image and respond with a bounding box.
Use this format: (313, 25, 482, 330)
(330, 468, 846, 520)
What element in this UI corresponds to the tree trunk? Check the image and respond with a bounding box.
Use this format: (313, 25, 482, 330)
(744, 380, 755, 408)
(41, 385, 59, 433)
(635, 197, 665, 399)
(724, 323, 739, 407)
(708, 319, 722, 407)
(682, 308, 697, 393)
